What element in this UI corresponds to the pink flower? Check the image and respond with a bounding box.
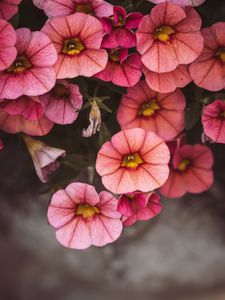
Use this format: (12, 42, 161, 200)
(136, 4, 203, 73)
(101, 6, 143, 48)
(190, 22, 225, 91)
(48, 182, 123, 249)
(0, 0, 21, 20)
(96, 128, 170, 194)
(0, 96, 53, 136)
(22, 134, 65, 183)
(0, 28, 57, 100)
(117, 192, 162, 226)
(160, 144, 214, 198)
(202, 100, 225, 144)
(40, 80, 83, 125)
(143, 64, 192, 93)
(148, 0, 206, 7)
(0, 138, 3, 150)
(95, 48, 142, 87)
(0, 19, 17, 72)
(33, 0, 45, 9)
(42, 13, 108, 79)
(117, 81, 186, 141)
(43, 0, 113, 18)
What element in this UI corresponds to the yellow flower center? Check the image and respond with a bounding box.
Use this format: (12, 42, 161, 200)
(217, 48, 225, 63)
(177, 159, 190, 172)
(63, 38, 84, 55)
(117, 15, 124, 27)
(138, 100, 160, 117)
(7, 56, 32, 73)
(154, 26, 175, 42)
(75, 3, 93, 15)
(109, 50, 120, 62)
(76, 204, 100, 218)
(121, 153, 143, 169)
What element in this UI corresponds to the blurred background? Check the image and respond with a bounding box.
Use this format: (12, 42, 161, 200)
(1, 0, 225, 299)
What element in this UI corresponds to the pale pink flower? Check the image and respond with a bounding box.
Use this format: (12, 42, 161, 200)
(33, 0, 45, 9)
(117, 192, 162, 226)
(148, 0, 206, 7)
(43, 0, 113, 18)
(96, 128, 170, 194)
(22, 134, 65, 183)
(95, 48, 142, 87)
(202, 100, 225, 144)
(117, 81, 186, 141)
(0, 0, 21, 20)
(42, 13, 108, 79)
(137, 4, 203, 73)
(0, 28, 57, 99)
(0, 19, 17, 72)
(40, 80, 83, 125)
(48, 182, 123, 249)
(160, 144, 214, 198)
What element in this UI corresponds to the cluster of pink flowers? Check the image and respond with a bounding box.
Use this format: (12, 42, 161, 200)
(0, 0, 224, 250)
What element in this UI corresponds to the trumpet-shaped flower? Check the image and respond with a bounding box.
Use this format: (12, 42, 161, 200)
(0, 0, 21, 20)
(42, 13, 108, 79)
(48, 182, 123, 249)
(117, 81, 185, 141)
(0, 28, 57, 99)
(160, 144, 214, 198)
(137, 4, 203, 73)
(96, 128, 170, 194)
(147, 0, 206, 7)
(117, 192, 162, 226)
(202, 100, 225, 144)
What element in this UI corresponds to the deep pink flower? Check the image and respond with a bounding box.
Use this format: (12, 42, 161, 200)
(148, 0, 206, 7)
(48, 182, 123, 249)
(42, 13, 108, 79)
(95, 48, 142, 87)
(43, 0, 113, 18)
(143, 64, 192, 93)
(202, 100, 225, 144)
(40, 80, 83, 125)
(0, 138, 3, 150)
(117, 192, 162, 226)
(117, 81, 186, 141)
(160, 144, 214, 198)
(101, 6, 143, 49)
(0, 28, 57, 100)
(137, 4, 203, 73)
(0, 0, 21, 20)
(0, 96, 53, 136)
(0, 19, 17, 72)
(190, 22, 225, 91)
(22, 134, 66, 183)
(96, 128, 170, 194)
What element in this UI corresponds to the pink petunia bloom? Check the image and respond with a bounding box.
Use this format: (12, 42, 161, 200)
(136, 4, 203, 73)
(190, 22, 225, 91)
(0, 0, 21, 20)
(43, 0, 113, 18)
(42, 13, 108, 79)
(0, 95, 53, 136)
(0, 138, 3, 150)
(160, 144, 214, 198)
(0, 28, 57, 100)
(202, 100, 225, 144)
(95, 48, 142, 87)
(48, 182, 123, 249)
(148, 0, 206, 7)
(101, 6, 143, 49)
(117, 81, 186, 141)
(143, 64, 192, 93)
(22, 134, 65, 182)
(40, 80, 83, 125)
(117, 191, 162, 226)
(33, 0, 45, 9)
(96, 128, 170, 194)
(0, 19, 17, 72)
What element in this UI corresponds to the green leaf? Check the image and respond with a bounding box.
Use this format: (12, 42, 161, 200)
(97, 101, 112, 113)
(185, 102, 202, 131)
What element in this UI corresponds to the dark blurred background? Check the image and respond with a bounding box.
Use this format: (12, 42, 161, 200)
(1, 0, 225, 299)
